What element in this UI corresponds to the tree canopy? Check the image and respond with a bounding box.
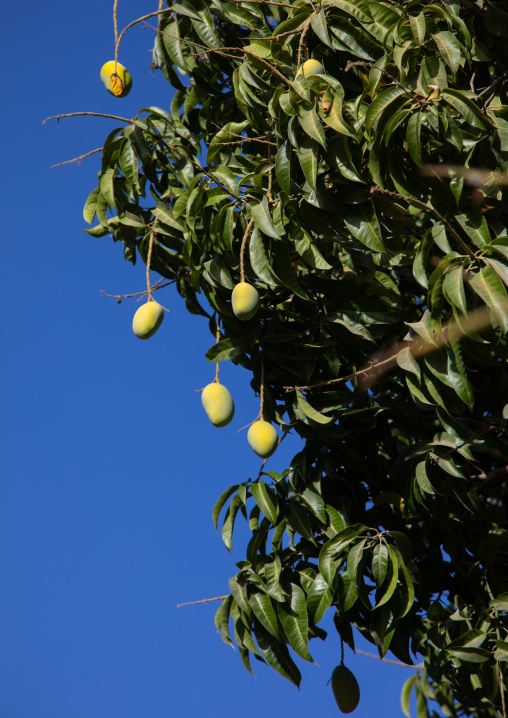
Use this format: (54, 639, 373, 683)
(77, 0, 508, 714)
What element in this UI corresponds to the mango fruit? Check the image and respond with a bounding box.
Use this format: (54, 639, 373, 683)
(247, 421, 278, 458)
(232, 282, 260, 321)
(201, 382, 235, 427)
(298, 59, 324, 78)
(132, 301, 164, 339)
(331, 665, 360, 714)
(100, 61, 132, 97)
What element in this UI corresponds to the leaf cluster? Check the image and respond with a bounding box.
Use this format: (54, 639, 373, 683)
(82, 0, 508, 714)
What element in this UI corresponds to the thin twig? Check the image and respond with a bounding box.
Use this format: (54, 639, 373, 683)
(42, 112, 133, 124)
(478, 70, 508, 98)
(177, 595, 229, 608)
(345, 60, 425, 105)
(297, 16, 312, 67)
(476, 466, 508, 493)
(370, 186, 476, 259)
(356, 649, 423, 669)
(171, 144, 242, 201)
(240, 218, 255, 283)
(99, 278, 174, 302)
(115, 8, 174, 60)
(50, 147, 103, 168)
(285, 303, 502, 393)
(214, 137, 277, 148)
(236, 415, 262, 433)
(232, 0, 296, 7)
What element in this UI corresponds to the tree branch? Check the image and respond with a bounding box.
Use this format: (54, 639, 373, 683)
(43, 112, 133, 124)
(177, 595, 229, 607)
(370, 185, 476, 259)
(50, 147, 103, 168)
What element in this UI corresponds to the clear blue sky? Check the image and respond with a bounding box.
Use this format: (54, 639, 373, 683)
(1, 3, 420, 716)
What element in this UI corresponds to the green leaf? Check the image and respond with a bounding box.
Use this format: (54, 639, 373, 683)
(311, 8, 333, 47)
(222, 494, 244, 552)
(325, 0, 372, 25)
(249, 227, 279, 286)
(213, 484, 240, 530)
(83, 186, 100, 225)
(433, 31, 462, 74)
(344, 201, 386, 252)
(445, 647, 490, 663)
(206, 338, 249, 362)
(441, 88, 494, 130)
(346, 538, 367, 583)
(329, 313, 375, 342)
(265, 557, 286, 603)
(392, 548, 415, 617)
(161, 19, 188, 72)
(215, 595, 234, 647)
(469, 266, 508, 333)
(83, 224, 110, 238)
(415, 459, 435, 495)
(286, 500, 314, 540)
(153, 202, 185, 232)
(249, 590, 280, 640)
(275, 141, 292, 195)
(255, 626, 302, 686)
(250, 196, 282, 240)
(494, 641, 508, 661)
(336, 574, 359, 612)
(455, 209, 491, 248)
(99, 168, 116, 209)
(307, 574, 333, 623)
(375, 547, 399, 608)
(406, 112, 422, 166)
(293, 229, 332, 269)
(319, 525, 366, 585)
(298, 104, 327, 149)
(301, 489, 327, 523)
(409, 12, 427, 45)
(272, 242, 310, 300)
(297, 136, 319, 191)
(401, 674, 416, 718)
(365, 87, 406, 135)
(244, 39, 272, 58)
(371, 541, 390, 587)
(279, 584, 312, 662)
(297, 391, 334, 424)
(397, 347, 420, 381)
(251, 481, 278, 525)
(443, 266, 467, 314)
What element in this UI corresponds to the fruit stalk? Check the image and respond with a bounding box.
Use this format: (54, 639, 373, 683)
(215, 315, 221, 383)
(146, 227, 155, 302)
(239, 217, 255, 283)
(113, 0, 120, 66)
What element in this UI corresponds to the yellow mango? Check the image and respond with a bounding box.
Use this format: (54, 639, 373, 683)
(100, 61, 132, 98)
(298, 59, 324, 78)
(232, 282, 260, 321)
(247, 421, 278, 458)
(132, 301, 164, 339)
(331, 665, 360, 714)
(201, 382, 235, 427)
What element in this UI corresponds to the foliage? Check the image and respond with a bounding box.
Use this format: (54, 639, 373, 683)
(81, 0, 508, 714)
